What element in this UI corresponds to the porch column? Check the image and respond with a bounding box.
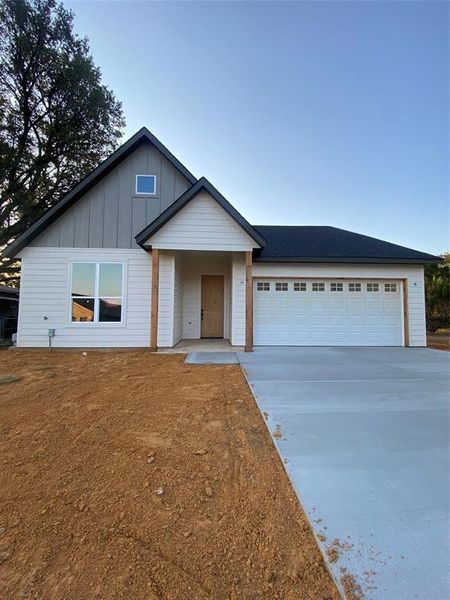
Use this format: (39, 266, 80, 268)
(245, 250, 253, 352)
(150, 248, 160, 351)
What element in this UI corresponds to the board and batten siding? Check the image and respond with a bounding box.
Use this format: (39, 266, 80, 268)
(146, 191, 260, 252)
(252, 263, 426, 346)
(17, 247, 152, 347)
(29, 144, 191, 250)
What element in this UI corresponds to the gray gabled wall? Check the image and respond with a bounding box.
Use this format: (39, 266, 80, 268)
(30, 143, 191, 249)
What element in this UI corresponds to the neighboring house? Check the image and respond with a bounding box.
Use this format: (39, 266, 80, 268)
(0, 285, 19, 342)
(4, 128, 441, 350)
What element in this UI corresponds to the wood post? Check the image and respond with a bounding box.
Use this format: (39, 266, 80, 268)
(150, 248, 160, 351)
(245, 251, 253, 352)
(402, 279, 409, 347)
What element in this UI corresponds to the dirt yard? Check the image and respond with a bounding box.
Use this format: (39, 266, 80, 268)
(427, 333, 450, 352)
(0, 350, 339, 600)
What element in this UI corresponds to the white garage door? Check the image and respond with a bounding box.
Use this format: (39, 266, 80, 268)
(254, 279, 403, 346)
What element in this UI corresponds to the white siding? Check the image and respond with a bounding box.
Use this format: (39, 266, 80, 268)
(17, 246, 425, 350)
(17, 247, 151, 347)
(173, 255, 183, 345)
(181, 253, 231, 340)
(157, 252, 175, 347)
(231, 253, 246, 346)
(252, 263, 426, 346)
(146, 191, 259, 251)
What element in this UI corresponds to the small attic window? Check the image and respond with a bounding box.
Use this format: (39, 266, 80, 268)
(136, 175, 156, 195)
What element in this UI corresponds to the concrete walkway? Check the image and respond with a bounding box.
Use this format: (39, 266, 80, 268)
(238, 347, 450, 600)
(159, 339, 243, 353)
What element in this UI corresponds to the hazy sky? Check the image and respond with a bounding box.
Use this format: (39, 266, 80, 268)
(65, 0, 449, 255)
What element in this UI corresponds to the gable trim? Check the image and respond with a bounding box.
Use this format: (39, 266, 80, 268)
(4, 127, 197, 258)
(135, 177, 266, 249)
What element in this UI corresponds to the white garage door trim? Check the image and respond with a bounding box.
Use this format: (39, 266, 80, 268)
(253, 278, 405, 347)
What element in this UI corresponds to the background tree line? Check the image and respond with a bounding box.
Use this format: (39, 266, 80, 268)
(0, 0, 125, 285)
(425, 253, 450, 333)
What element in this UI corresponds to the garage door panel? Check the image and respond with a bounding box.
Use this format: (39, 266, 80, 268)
(367, 299, 383, 309)
(311, 299, 327, 309)
(348, 299, 365, 309)
(254, 279, 403, 346)
(383, 315, 399, 326)
(329, 297, 345, 306)
(329, 332, 347, 343)
(367, 331, 384, 343)
(330, 315, 346, 325)
(368, 315, 384, 325)
(383, 299, 399, 309)
(346, 333, 362, 344)
(311, 314, 329, 325)
(349, 315, 365, 325)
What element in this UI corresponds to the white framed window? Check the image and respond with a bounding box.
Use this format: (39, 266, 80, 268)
(384, 283, 397, 292)
(293, 282, 307, 291)
(135, 174, 157, 195)
(275, 282, 288, 291)
(367, 283, 380, 292)
(70, 262, 124, 324)
(257, 281, 270, 291)
(312, 282, 325, 292)
(330, 282, 343, 292)
(349, 283, 362, 292)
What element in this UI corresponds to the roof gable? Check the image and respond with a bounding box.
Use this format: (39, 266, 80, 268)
(135, 177, 266, 249)
(4, 128, 197, 258)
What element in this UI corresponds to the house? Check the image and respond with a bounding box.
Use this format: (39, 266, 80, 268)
(0, 285, 19, 342)
(4, 127, 441, 351)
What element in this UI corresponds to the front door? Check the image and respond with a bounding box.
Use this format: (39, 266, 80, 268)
(201, 275, 224, 338)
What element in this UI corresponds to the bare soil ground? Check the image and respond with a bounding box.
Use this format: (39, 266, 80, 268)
(427, 333, 450, 352)
(0, 350, 339, 600)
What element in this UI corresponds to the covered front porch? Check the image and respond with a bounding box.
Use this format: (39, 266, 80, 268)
(150, 249, 253, 351)
(135, 178, 264, 352)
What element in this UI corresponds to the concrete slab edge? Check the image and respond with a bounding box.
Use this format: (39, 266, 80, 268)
(237, 357, 348, 600)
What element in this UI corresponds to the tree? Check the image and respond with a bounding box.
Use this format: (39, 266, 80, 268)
(425, 253, 450, 332)
(0, 0, 125, 285)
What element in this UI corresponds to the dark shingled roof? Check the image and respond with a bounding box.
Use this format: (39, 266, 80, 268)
(252, 226, 442, 264)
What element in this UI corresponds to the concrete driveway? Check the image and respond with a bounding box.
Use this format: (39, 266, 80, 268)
(238, 347, 449, 600)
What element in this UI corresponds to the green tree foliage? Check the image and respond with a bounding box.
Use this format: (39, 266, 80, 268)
(0, 0, 125, 284)
(425, 253, 450, 332)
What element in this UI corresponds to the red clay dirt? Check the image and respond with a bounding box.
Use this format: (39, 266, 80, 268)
(0, 350, 340, 600)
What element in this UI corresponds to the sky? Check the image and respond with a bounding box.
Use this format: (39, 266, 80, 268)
(64, 0, 449, 255)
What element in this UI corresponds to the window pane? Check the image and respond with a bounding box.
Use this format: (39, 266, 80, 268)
(136, 175, 156, 194)
(72, 263, 95, 297)
(72, 298, 95, 322)
(99, 264, 123, 297)
(99, 298, 122, 322)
